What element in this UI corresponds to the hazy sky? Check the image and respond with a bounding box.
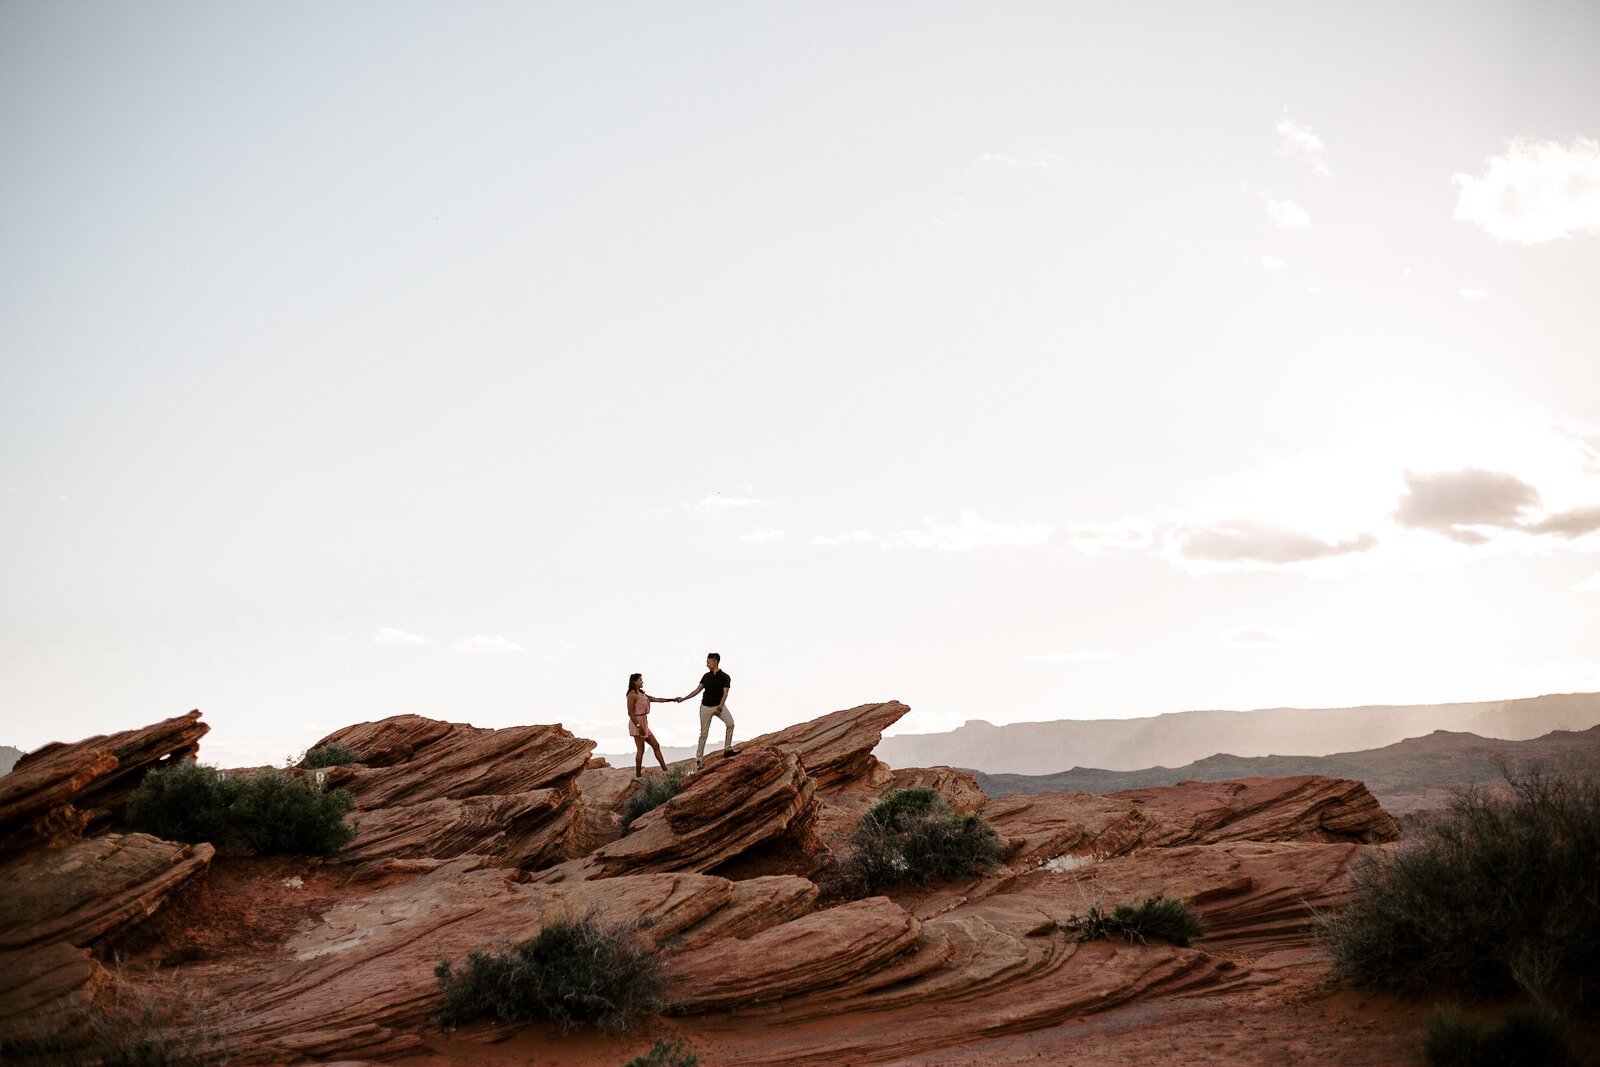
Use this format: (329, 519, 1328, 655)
(3, 1, 1598, 766)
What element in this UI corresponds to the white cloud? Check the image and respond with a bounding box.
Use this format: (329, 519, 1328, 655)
(1260, 255, 1286, 271)
(1024, 649, 1115, 663)
(1168, 520, 1378, 568)
(1459, 288, 1488, 300)
(885, 510, 1054, 552)
(373, 627, 429, 645)
(1267, 198, 1311, 229)
(740, 527, 785, 545)
(686, 493, 765, 511)
(1221, 625, 1302, 648)
(814, 530, 874, 545)
(1064, 517, 1154, 553)
(1453, 137, 1600, 243)
(1575, 572, 1600, 592)
(1392, 467, 1542, 545)
(1275, 118, 1328, 176)
(454, 633, 523, 653)
(977, 152, 1062, 169)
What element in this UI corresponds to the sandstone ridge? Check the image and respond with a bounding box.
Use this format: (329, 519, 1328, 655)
(0, 701, 1402, 1065)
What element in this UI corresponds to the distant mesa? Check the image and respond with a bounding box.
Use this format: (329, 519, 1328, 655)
(873, 691, 1600, 774)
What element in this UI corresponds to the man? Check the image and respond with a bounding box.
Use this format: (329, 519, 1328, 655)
(680, 652, 738, 772)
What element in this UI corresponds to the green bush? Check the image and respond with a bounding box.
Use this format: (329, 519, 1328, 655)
(1422, 1003, 1573, 1067)
(860, 784, 947, 832)
(1319, 769, 1600, 1010)
(124, 759, 356, 857)
(1058, 895, 1206, 947)
(835, 786, 1007, 893)
(622, 1038, 699, 1067)
(620, 766, 687, 832)
(299, 742, 360, 769)
(435, 914, 668, 1034)
(226, 769, 357, 856)
(124, 759, 237, 846)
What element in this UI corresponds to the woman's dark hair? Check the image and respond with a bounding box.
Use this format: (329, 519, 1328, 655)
(627, 672, 643, 694)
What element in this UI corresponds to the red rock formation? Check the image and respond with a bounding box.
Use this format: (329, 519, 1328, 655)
(884, 765, 988, 815)
(0, 833, 213, 1029)
(0, 700, 1416, 1066)
(338, 789, 578, 869)
(0, 710, 207, 853)
(541, 747, 816, 881)
(744, 701, 909, 791)
(1109, 775, 1401, 845)
(319, 719, 593, 811)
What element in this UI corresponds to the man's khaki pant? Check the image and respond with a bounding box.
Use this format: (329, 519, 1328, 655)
(696, 703, 735, 761)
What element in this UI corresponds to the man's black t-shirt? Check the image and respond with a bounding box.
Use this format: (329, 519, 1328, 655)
(700, 670, 731, 707)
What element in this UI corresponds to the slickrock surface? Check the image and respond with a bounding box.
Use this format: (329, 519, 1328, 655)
(199, 862, 808, 1062)
(541, 747, 816, 880)
(669, 896, 922, 1012)
(301, 716, 598, 870)
(317, 719, 593, 810)
(0, 710, 207, 852)
(0, 832, 214, 1027)
(884, 764, 988, 815)
(743, 701, 909, 791)
(1, 701, 1420, 1066)
(1109, 775, 1401, 845)
(338, 789, 577, 869)
(982, 790, 1157, 866)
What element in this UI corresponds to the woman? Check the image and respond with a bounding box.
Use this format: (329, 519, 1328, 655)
(627, 672, 675, 778)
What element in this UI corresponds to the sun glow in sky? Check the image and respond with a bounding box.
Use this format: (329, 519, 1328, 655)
(2, 2, 1598, 766)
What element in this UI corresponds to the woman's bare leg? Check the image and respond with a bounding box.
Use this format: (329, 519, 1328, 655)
(634, 736, 646, 778)
(647, 735, 667, 771)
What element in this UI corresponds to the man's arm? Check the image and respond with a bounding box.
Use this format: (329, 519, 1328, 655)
(681, 684, 704, 703)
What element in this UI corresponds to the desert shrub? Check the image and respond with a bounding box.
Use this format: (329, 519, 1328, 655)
(835, 786, 1006, 893)
(226, 768, 356, 855)
(435, 913, 668, 1034)
(1422, 1003, 1573, 1067)
(125, 758, 356, 857)
(124, 759, 239, 846)
(622, 1038, 699, 1067)
(1319, 768, 1600, 1010)
(299, 742, 360, 769)
(1059, 895, 1206, 947)
(0, 956, 228, 1067)
(860, 784, 946, 832)
(620, 766, 687, 832)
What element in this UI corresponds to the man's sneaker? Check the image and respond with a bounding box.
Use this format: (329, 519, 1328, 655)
(723, 748, 740, 757)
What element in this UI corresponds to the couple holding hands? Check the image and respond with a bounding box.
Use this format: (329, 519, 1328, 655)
(627, 652, 738, 778)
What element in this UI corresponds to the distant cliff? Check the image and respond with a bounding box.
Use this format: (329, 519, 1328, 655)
(874, 692, 1600, 775)
(0, 745, 21, 776)
(971, 724, 1600, 815)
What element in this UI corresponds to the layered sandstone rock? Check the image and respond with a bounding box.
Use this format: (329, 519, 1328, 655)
(303, 716, 596, 870)
(337, 789, 578, 869)
(1108, 775, 1401, 846)
(316, 719, 593, 811)
(0, 833, 213, 1028)
(744, 701, 910, 792)
(202, 862, 810, 1062)
(0, 710, 207, 853)
(540, 747, 816, 881)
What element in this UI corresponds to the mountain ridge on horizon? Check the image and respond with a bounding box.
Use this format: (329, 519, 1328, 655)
(871, 691, 1600, 775)
(969, 723, 1600, 816)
